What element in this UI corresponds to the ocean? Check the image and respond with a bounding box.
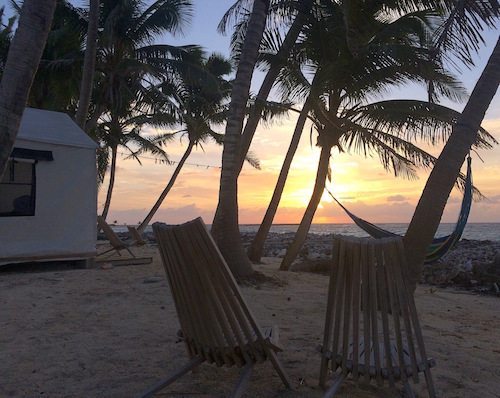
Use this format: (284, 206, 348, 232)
(113, 222, 500, 242)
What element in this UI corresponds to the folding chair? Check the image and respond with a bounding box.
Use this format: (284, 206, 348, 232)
(318, 235, 436, 397)
(96, 216, 136, 258)
(137, 217, 292, 398)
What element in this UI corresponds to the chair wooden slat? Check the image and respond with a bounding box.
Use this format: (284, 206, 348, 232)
(374, 240, 395, 386)
(319, 236, 342, 387)
(351, 239, 362, 383)
(361, 240, 371, 385)
(384, 238, 409, 386)
(367, 241, 382, 386)
(319, 235, 436, 398)
(137, 218, 291, 398)
(332, 237, 347, 367)
(341, 239, 354, 372)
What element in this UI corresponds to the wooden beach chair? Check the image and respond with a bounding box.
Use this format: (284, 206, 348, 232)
(127, 225, 147, 246)
(136, 217, 292, 398)
(96, 216, 136, 258)
(318, 235, 436, 398)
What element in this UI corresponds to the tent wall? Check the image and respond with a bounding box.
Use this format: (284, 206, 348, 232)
(0, 109, 97, 265)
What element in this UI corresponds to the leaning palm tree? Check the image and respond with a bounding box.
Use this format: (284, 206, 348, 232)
(278, 1, 496, 270)
(135, 52, 233, 233)
(404, 0, 500, 286)
(0, 6, 16, 79)
(94, 108, 176, 221)
(217, 0, 315, 173)
(0, 0, 57, 180)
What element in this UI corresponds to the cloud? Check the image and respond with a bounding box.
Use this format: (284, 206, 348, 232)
(387, 195, 406, 202)
(487, 195, 500, 204)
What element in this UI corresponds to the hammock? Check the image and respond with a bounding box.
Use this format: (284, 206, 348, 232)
(328, 157, 473, 264)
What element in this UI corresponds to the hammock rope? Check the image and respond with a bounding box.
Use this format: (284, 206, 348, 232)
(327, 156, 473, 264)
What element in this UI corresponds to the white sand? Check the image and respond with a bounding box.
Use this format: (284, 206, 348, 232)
(1, 244, 499, 397)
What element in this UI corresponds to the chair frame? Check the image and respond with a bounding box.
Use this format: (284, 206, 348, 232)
(136, 217, 292, 398)
(318, 235, 436, 398)
(96, 216, 136, 258)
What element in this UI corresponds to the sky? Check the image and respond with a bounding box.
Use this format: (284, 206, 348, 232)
(2, 1, 500, 225)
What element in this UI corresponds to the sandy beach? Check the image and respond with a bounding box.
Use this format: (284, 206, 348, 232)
(1, 243, 499, 398)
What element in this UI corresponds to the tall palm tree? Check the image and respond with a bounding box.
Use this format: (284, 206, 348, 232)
(136, 52, 232, 233)
(404, 0, 500, 287)
(0, 0, 57, 180)
(278, 1, 496, 270)
(211, 0, 270, 278)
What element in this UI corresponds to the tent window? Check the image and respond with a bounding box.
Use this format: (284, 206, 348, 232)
(0, 159, 36, 217)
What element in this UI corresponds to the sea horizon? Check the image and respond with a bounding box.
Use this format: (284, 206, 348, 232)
(111, 222, 500, 242)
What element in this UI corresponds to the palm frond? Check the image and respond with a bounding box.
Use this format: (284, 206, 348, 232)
(133, 0, 194, 42)
(435, 0, 499, 67)
(349, 100, 497, 149)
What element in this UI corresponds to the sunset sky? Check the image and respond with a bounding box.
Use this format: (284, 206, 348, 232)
(3, 0, 499, 225)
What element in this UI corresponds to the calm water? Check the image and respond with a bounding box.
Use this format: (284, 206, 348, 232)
(242, 223, 500, 241)
(114, 222, 500, 241)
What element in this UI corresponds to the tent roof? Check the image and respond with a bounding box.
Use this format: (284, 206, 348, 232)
(17, 108, 97, 149)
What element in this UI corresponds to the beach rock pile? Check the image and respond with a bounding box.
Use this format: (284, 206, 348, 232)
(420, 239, 500, 294)
(109, 230, 500, 295)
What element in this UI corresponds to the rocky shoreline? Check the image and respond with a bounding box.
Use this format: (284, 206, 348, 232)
(110, 230, 500, 295)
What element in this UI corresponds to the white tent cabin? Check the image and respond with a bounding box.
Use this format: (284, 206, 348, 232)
(0, 108, 98, 267)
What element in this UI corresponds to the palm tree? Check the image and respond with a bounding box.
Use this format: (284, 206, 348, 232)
(0, 6, 16, 79)
(224, 0, 315, 173)
(211, 0, 270, 278)
(75, 0, 99, 130)
(404, 0, 500, 287)
(278, 1, 496, 270)
(89, 0, 195, 220)
(0, 0, 57, 180)
(94, 109, 175, 221)
(25, 0, 87, 112)
(136, 52, 232, 233)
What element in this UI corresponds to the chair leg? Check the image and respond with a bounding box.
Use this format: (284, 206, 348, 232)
(403, 380, 415, 398)
(230, 361, 255, 398)
(323, 372, 346, 398)
(135, 356, 204, 398)
(424, 368, 436, 398)
(125, 246, 136, 258)
(266, 348, 293, 388)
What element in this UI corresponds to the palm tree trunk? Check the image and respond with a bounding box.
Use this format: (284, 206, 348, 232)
(85, 103, 106, 134)
(101, 144, 118, 221)
(75, 0, 99, 130)
(0, 0, 56, 179)
(404, 35, 500, 287)
(248, 99, 311, 262)
(280, 144, 332, 271)
(211, 0, 270, 278)
(237, 0, 312, 173)
(137, 140, 194, 233)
